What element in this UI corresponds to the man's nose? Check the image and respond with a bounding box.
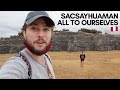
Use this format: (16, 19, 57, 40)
(38, 30, 44, 37)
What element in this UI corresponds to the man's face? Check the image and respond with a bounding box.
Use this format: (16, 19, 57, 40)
(24, 18, 52, 54)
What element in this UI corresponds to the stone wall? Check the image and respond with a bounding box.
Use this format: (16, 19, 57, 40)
(51, 31, 120, 51)
(0, 35, 25, 54)
(0, 31, 120, 54)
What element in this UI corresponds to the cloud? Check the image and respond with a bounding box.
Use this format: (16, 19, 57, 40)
(0, 11, 120, 38)
(0, 11, 30, 37)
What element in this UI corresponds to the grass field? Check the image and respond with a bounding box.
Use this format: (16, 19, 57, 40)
(0, 50, 120, 79)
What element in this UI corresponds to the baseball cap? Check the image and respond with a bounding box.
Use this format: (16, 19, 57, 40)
(25, 11, 55, 26)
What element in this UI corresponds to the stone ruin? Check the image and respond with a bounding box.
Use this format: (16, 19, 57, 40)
(0, 31, 120, 54)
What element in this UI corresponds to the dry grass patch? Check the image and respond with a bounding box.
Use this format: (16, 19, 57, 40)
(0, 51, 120, 79)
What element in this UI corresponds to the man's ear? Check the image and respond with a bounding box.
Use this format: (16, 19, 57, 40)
(23, 31, 26, 40)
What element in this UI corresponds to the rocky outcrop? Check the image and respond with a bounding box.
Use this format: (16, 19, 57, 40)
(0, 31, 120, 54)
(51, 31, 120, 52)
(0, 35, 25, 54)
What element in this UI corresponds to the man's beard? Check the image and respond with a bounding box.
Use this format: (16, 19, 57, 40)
(24, 39, 52, 56)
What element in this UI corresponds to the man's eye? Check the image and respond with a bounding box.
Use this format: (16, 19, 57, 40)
(31, 27, 36, 30)
(31, 27, 38, 31)
(44, 28, 50, 31)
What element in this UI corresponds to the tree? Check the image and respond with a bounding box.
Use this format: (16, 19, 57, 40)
(78, 28, 102, 34)
(62, 29, 69, 32)
(18, 31, 23, 36)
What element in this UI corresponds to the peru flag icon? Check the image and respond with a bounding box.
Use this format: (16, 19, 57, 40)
(111, 26, 118, 32)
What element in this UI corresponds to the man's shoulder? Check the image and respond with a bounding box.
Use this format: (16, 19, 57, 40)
(44, 53, 52, 64)
(3, 55, 27, 67)
(44, 53, 51, 59)
(0, 55, 28, 72)
(0, 55, 28, 79)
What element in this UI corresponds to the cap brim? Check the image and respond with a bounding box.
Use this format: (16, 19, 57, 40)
(25, 15, 55, 26)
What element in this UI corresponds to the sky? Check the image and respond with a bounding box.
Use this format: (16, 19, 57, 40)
(0, 11, 120, 38)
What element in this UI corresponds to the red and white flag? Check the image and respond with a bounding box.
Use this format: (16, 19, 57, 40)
(111, 26, 118, 32)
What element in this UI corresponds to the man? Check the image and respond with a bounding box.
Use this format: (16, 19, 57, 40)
(80, 51, 86, 68)
(0, 11, 55, 79)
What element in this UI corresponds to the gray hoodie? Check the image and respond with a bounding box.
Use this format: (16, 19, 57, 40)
(0, 48, 55, 79)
